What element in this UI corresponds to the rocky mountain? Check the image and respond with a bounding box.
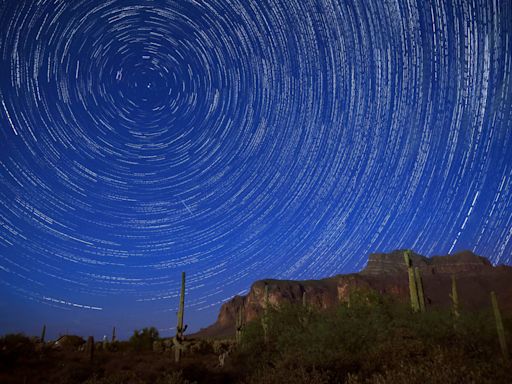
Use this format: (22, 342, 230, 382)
(193, 250, 512, 338)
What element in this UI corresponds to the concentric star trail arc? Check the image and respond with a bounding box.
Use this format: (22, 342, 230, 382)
(0, 0, 511, 338)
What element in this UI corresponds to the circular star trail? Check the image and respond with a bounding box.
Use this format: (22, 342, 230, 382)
(0, 0, 511, 337)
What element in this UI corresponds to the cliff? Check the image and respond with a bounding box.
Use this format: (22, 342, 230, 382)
(193, 250, 512, 338)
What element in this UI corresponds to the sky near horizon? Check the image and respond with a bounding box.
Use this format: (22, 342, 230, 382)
(1, 0, 511, 340)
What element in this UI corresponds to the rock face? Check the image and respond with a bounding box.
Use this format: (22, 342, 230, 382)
(361, 249, 492, 276)
(193, 250, 512, 338)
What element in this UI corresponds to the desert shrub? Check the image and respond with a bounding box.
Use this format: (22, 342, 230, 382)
(57, 359, 95, 383)
(242, 365, 331, 384)
(156, 370, 197, 384)
(188, 339, 213, 355)
(211, 339, 234, 354)
(346, 345, 511, 384)
(0, 333, 35, 367)
(235, 290, 510, 383)
(83, 371, 145, 384)
(128, 327, 159, 351)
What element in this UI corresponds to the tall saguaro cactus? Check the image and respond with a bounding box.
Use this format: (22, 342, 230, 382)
(300, 289, 311, 327)
(262, 282, 269, 344)
(414, 267, 426, 312)
(40, 324, 46, 343)
(236, 305, 245, 344)
(174, 272, 188, 363)
(450, 275, 460, 319)
(87, 336, 95, 363)
(404, 250, 420, 312)
(491, 291, 509, 362)
(112, 326, 116, 343)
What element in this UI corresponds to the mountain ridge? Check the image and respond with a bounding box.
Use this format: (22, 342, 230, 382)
(192, 250, 512, 338)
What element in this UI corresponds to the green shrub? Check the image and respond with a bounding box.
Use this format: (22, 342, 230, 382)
(128, 327, 159, 352)
(347, 345, 511, 384)
(235, 290, 511, 383)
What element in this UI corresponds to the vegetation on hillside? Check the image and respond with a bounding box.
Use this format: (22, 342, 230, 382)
(1, 290, 510, 383)
(233, 290, 511, 383)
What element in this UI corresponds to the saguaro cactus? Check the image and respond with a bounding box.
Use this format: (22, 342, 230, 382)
(40, 324, 46, 343)
(404, 250, 420, 312)
(300, 289, 311, 327)
(112, 326, 116, 343)
(236, 306, 245, 344)
(450, 275, 460, 319)
(491, 291, 509, 362)
(174, 272, 188, 363)
(262, 282, 269, 344)
(87, 336, 95, 363)
(414, 267, 426, 312)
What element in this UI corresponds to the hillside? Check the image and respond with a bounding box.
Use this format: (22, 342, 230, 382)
(193, 250, 512, 338)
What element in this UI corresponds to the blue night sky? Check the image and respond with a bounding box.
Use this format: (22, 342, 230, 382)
(0, 0, 511, 340)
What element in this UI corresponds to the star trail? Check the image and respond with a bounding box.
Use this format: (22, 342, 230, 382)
(0, 0, 511, 339)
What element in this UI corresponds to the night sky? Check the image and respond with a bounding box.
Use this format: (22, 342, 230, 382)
(1, 0, 511, 340)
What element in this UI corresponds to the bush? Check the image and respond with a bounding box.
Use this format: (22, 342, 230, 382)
(83, 371, 146, 384)
(234, 290, 511, 383)
(156, 371, 197, 384)
(128, 327, 159, 351)
(243, 366, 331, 384)
(0, 333, 35, 367)
(346, 346, 511, 384)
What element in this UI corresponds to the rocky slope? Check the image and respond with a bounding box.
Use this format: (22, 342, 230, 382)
(193, 250, 512, 338)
